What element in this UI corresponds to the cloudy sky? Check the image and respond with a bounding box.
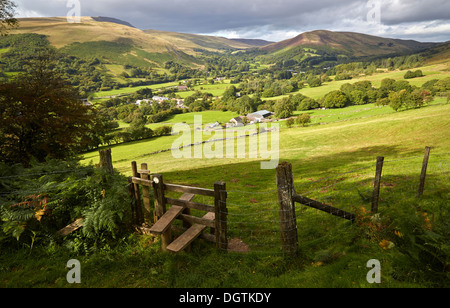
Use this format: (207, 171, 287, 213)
(14, 0, 450, 42)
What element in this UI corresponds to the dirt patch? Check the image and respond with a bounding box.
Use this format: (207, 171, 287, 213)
(227, 238, 250, 253)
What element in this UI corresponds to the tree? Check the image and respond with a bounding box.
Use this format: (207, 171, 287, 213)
(285, 118, 294, 128)
(0, 50, 96, 165)
(127, 114, 153, 141)
(388, 89, 408, 112)
(350, 90, 368, 105)
(297, 97, 319, 111)
(296, 113, 311, 127)
(321, 90, 350, 108)
(0, 0, 18, 35)
(274, 97, 295, 119)
(237, 95, 257, 115)
(307, 75, 322, 87)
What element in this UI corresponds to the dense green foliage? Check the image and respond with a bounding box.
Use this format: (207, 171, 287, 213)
(0, 159, 131, 252)
(0, 49, 98, 165)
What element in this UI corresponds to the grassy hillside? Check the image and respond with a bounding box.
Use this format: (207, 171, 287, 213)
(263, 61, 450, 101)
(2, 98, 448, 288)
(263, 30, 436, 58)
(143, 29, 257, 53)
(39, 102, 447, 288)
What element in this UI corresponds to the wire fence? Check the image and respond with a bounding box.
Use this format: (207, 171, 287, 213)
(1, 149, 448, 254)
(221, 150, 450, 254)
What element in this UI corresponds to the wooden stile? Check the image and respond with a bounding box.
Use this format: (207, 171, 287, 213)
(130, 162, 227, 253)
(164, 183, 215, 197)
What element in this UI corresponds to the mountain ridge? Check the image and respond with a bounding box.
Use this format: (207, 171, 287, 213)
(262, 29, 437, 57)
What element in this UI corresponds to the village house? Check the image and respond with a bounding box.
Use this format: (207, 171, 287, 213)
(152, 95, 169, 102)
(228, 116, 244, 127)
(173, 99, 186, 108)
(177, 85, 188, 91)
(135, 99, 152, 106)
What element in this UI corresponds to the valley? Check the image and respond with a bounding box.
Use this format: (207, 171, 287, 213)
(1, 14, 449, 289)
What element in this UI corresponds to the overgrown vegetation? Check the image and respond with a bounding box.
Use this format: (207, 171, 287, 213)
(0, 159, 131, 253)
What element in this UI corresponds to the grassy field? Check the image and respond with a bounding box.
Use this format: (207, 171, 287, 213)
(2, 100, 449, 288)
(265, 62, 450, 101)
(2, 102, 447, 288)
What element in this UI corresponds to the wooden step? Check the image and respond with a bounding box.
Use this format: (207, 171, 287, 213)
(149, 193, 196, 235)
(179, 193, 195, 202)
(166, 224, 207, 253)
(149, 205, 184, 235)
(166, 212, 215, 253)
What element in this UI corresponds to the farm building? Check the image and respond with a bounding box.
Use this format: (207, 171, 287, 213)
(246, 110, 273, 122)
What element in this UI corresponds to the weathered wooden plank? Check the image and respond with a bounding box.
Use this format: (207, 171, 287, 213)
(56, 218, 84, 236)
(293, 194, 355, 221)
(180, 193, 195, 202)
(131, 177, 153, 187)
(179, 213, 216, 228)
(166, 197, 215, 212)
(164, 183, 215, 197)
(179, 193, 195, 230)
(166, 224, 207, 253)
(149, 205, 185, 235)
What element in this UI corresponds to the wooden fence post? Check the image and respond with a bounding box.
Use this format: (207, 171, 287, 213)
(214, 181, 228, 251)
(417, 146, 431, 198)
(131, 161, 143, 225)
(276, 162, 298, 255)
(371, 156, 384, 213)
(99, 148, 113, 175)
(152, 174, 170, 251)
(139, 163, 152, 225)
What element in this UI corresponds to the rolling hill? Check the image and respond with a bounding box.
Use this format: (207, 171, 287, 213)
(8, 17, 260, 74)
(262, 30, 436, 57)
(12, 17, 258, 56)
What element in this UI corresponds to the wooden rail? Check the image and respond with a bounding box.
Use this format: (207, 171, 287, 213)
(292, 194, 355, 221)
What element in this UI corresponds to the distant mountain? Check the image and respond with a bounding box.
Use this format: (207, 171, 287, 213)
(143, 29, 258, 52)
(230, 38, 274, 47)
(91, 16, 136, 28)
(262, 30, 437, 58)
(12, 17, 258, 62)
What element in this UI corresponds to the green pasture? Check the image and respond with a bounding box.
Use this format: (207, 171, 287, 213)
(265, 62, 450, 101)
(3, 101, 449, 288)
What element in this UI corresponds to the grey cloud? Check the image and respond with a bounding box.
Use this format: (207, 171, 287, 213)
(14, 0, 450, 42)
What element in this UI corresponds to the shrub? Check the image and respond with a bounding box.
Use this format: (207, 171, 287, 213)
(404, 70, 423, 79)
(296, 113, 311, 127)
(0, 159, 131, 250)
